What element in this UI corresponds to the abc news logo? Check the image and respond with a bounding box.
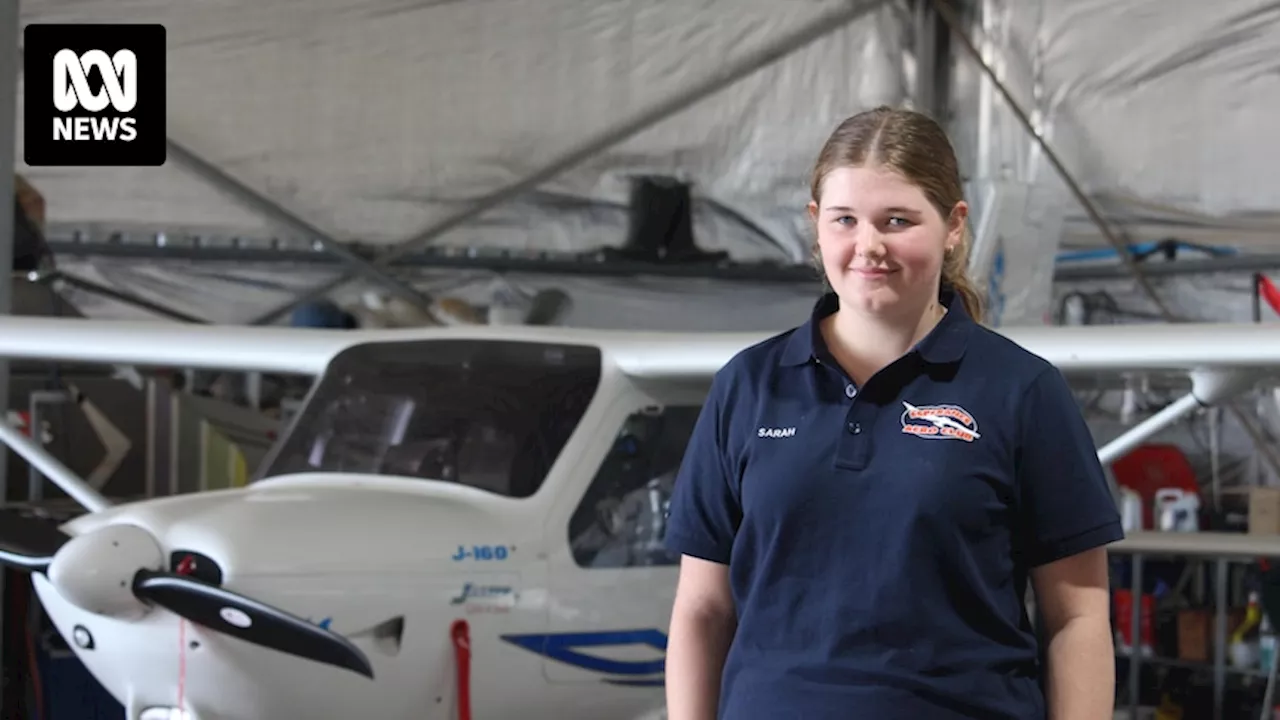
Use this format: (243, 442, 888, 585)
(24, 24, 166, 167)
(53, 49, 139, 142)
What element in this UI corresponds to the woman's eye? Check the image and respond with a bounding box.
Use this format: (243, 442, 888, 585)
(887, 216, 911, 227)
(835, 216, 854, 226)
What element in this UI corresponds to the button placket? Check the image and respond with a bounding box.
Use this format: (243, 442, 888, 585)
(836, 380, 873, 469)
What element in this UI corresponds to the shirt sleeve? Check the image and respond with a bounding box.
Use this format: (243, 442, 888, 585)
(1015, 366, 1124, 568)
(664, 369, 741, 565)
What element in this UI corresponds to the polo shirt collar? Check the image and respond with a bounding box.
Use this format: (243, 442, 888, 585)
(779, 286, 973, 367)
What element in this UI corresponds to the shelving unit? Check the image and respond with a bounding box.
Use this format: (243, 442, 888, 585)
(1111, 531, 1280, 719)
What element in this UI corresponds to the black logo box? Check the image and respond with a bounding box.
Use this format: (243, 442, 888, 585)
(23, 24, 166, 167)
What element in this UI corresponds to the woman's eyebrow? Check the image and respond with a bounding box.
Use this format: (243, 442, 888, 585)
(822, 205, 922, 215)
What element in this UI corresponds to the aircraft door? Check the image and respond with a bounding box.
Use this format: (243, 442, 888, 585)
(533, 391, 703, 688)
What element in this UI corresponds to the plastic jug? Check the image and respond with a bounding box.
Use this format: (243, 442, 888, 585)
(1118, 486, 1144, 532)
(1155, 488, 1201, 532)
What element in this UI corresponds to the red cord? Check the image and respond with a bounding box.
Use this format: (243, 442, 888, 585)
(451, 619, 472, 720)
(177, 619, 187, 711)
(19, 575, 45, 720)
(175, 555, 195, 713)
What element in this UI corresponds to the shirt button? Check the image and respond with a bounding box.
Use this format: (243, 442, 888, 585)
(845, 384, 857, 399)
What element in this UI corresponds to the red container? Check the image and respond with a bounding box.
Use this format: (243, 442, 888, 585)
(1114, 589, 1154, 654)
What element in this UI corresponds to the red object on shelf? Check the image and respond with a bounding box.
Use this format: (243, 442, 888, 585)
(1114, 589, 1154, 654)
(1112, 444, 1200, 531)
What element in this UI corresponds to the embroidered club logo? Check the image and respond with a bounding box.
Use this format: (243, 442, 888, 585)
(900, 401, 980, 442)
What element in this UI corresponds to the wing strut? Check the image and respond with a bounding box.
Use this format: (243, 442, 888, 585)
(0, 420, 109, 512)
(1097, 369, 1259, 467)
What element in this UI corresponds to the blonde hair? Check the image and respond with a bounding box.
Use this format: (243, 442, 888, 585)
(808, 105, 983, 320)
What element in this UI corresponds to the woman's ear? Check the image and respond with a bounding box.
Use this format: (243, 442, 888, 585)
(948, 201, 969, 242)
(807, 200, 819, 224)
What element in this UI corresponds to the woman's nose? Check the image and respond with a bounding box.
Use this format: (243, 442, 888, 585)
(856, 227, 887, 258)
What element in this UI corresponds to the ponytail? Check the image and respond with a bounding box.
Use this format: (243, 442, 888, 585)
(941, 224, 985, 322)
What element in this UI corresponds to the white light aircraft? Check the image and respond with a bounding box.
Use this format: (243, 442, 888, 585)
(0, 315, 1273, 719)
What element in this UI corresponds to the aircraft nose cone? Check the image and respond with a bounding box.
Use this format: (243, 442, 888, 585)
(47, 523, 164, 619)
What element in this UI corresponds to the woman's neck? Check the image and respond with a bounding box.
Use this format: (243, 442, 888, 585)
(822, 299, 946, 386)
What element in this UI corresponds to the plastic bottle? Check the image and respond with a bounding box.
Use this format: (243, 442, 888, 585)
(1261, 613, 1276, 673)
(1230, 591, 1264, 668)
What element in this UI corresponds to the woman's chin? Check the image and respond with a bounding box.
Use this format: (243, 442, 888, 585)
(838, 284, 903, 314)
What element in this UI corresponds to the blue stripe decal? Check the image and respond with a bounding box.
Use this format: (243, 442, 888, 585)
(501, 629, 668, 680)
(605, 677, 666, 687)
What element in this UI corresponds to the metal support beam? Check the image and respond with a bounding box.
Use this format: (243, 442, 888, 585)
(0, 421, 109, 513)
(1055, 252, 1280, 282)
(912, 0, 937, 114)
(932, 0, 1280, 480)
(163, 140, 436, 320)
(36, 270, 209, 323)
(911, 0, 952, 119)
(248, 0, 891, 325)
(45, 238, 817, 284)
(10, 47, 436, 320)
(0, 8, 16, 716)
(0, 2, 17, 510)
(25, 390, 66, 502)
(931, 0, 1170, 322)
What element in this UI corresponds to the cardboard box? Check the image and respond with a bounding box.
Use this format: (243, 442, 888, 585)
(1249, 487, 1280, 535)
(1178, 608, 1248, 663)
(1177, 609, 1211, 662)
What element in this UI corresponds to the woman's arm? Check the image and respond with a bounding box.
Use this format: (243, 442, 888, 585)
(1030, 546, 1114, 720)
(666, 555, 736, 720)
(1010, 367, 1123, 717)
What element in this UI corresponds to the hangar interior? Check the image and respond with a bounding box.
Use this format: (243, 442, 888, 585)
(3, 0, 1280, 718)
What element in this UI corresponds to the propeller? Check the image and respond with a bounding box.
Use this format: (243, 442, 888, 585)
(0, 510, 373, 678)
(132, 569, 373, 678)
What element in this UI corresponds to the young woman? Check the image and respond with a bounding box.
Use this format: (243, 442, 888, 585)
(663, 106, 1121, 719)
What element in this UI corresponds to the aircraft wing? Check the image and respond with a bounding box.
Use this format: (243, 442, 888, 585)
(0, 316, 358, 375)
(999, 322, 1280, 374)
(610, 322, 1280, 380)
(0, 315, 1276, 380)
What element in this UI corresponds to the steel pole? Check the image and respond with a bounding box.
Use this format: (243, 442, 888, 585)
(0, 2, 17, 714)
(930, 0, 1174, 323)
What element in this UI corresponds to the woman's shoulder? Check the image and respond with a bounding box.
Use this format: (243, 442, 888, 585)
(718, 325, 806, 379)
(966, 323, 1058, 379)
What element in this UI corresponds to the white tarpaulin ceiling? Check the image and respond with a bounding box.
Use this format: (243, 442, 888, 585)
(12, 0, 1280, 329)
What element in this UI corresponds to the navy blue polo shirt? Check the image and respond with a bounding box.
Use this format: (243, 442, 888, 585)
(665, 289, 1123, 720)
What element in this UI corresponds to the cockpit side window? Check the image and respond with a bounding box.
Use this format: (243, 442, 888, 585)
(568, 404, 703, 568)
(260, 340, 602, 498)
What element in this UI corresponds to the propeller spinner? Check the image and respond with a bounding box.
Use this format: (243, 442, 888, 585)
(0, 510, 373, 678)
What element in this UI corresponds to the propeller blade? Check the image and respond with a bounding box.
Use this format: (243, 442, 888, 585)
(131, 569, 373, 678)
(0, 509, 68, 573)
